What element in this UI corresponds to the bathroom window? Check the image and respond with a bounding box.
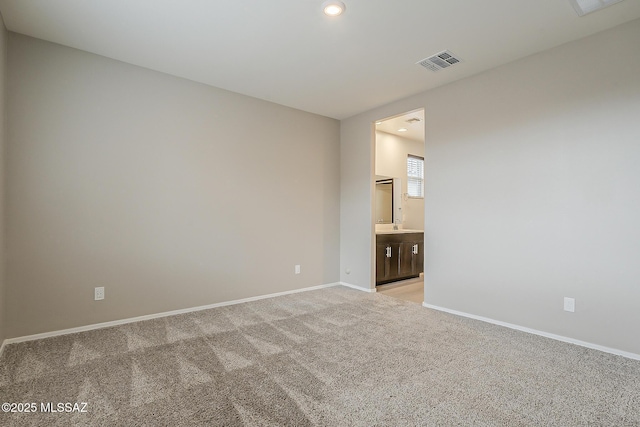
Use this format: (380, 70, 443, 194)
(407, 155, 424, 198)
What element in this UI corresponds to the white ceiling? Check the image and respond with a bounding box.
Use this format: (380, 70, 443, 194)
(376, 109, 425, 142)
(1, 1, 639, 120)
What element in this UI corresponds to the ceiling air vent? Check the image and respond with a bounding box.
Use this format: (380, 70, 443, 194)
(406, 117, 422, 124)
(569, 0, 625, 16)
(416, 50, 461, 72)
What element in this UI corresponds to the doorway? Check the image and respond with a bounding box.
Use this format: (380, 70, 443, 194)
(373, 109, 426, 303)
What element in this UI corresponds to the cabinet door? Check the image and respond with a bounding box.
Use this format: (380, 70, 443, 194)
(399, 242, 414, 277)
(414, 241, 424, 275)
(389, 242, 401, 281)
(376, 242, 401, 284)
(376, 243, 388, 283)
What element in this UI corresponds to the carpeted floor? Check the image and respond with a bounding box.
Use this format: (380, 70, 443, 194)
(1, 286, 639, 426)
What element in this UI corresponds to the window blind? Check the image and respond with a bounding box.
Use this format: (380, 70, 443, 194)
(407, 155, 424, 198)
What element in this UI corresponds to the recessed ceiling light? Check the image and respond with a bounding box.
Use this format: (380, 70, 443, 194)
(375, 121, 382, 125)
(398, 128, 408, 132)
(322, 1, 346, 16)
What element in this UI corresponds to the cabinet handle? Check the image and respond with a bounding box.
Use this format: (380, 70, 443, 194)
(412, 244, 418, 255)
(386, 246, 391, 258)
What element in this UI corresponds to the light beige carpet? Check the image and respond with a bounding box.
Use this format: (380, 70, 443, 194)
(1, 286, 639, 426)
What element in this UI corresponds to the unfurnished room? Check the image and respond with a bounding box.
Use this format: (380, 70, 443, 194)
(0, 1, 639, 425)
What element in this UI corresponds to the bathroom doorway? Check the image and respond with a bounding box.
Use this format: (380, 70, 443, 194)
(373, 108, 426, 303)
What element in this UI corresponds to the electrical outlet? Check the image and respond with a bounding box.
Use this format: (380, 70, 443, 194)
(564, 297, 575, 312)
(295, 265, 301, 275)
(95, 287, 105, 301)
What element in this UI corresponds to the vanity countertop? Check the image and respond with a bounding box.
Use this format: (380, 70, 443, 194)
(376, 229, 424, 235)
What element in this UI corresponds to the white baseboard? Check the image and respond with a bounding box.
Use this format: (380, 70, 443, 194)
(4, 282, 341, 346)
(339, 282, 377, 293)
(0, 338, 6, 358)
(422, 302, 640, 361)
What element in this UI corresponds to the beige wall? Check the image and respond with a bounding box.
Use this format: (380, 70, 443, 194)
(340, 119, 375, 290)
(375, 131, 425, 230)
(6, 34, 340, 338)
(0, 17, 6, 345)
(341, 19, 640, 354)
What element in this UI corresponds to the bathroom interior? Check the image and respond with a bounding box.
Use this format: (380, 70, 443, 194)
(375, 109, 425, 303)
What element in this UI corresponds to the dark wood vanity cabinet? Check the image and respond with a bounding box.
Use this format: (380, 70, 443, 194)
(376, 232, 424, 285)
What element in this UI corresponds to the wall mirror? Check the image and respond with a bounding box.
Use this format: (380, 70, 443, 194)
(375, 177, 402, 224)
(375, 179, 393, 223)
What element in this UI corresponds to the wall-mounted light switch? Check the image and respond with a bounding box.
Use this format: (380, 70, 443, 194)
(295, 265, 301, 275)
(564, 297, 575, 312)
(95, 287, 105, 301)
